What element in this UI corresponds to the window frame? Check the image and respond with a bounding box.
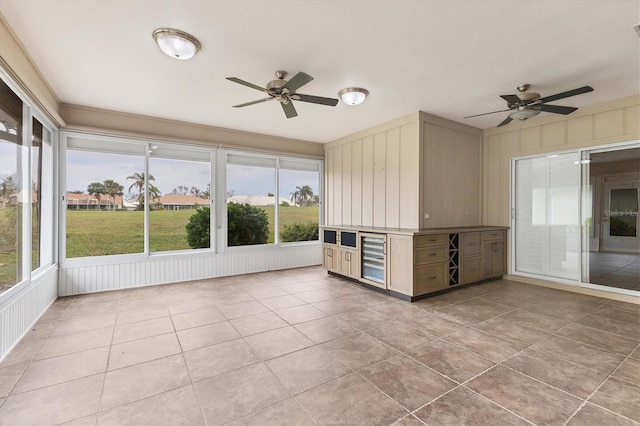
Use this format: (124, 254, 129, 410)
(60, 131, 219, 266)
(222, 149, 323, 251)
(0, 68, 58, 304)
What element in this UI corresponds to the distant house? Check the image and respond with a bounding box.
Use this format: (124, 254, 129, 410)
(66, 192, 123, 210)
(157, 195, 208, 210)
(227, 195, 296, 207)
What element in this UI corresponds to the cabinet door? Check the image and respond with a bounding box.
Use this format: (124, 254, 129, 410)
(415, 262, 448, 295)
(461, 257, 482, 284)
(482, 241, 506, 278)
(324, 246, 339, 273)
(340, 248, 360, 279)
(492, 241, 506, 276)
(387, 234, 413, 296)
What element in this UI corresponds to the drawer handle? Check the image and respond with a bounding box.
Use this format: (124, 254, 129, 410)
(428, 253, 437, 257)
(427, 275, 437, 280)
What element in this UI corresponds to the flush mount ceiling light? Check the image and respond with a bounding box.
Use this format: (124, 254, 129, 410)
(152, 28, 201, 60)
(338, 87, 369, 106)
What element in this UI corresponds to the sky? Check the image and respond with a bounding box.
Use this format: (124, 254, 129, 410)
(65, 150, 319, 199)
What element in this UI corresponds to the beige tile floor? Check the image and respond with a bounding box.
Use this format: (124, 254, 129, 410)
(0, 266, 639, 425)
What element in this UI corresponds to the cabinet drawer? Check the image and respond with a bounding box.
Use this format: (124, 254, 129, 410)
(460, 232, 481, 257)
(461, 257, 482, 284)
(415, 246, 447, 265)
(415, 262, 448, 294)
(482, 230, 505, 241)
(415, 234, 448, 247)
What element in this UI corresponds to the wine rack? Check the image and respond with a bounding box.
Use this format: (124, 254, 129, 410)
(448, 233, 459, 285)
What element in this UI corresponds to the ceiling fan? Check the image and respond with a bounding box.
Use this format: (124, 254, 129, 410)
(464, 84, 594, 127)
(226, 70, 339, 119)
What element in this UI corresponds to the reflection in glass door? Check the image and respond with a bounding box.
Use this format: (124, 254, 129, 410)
(581, 146, 640, 292)
(603, 185, 639, 252)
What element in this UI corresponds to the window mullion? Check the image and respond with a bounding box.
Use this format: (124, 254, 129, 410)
(144, 145, 150, 256)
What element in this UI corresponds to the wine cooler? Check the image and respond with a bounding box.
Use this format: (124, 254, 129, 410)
(360, 233, 386, 289)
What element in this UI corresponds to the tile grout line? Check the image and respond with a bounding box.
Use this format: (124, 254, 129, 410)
(564, 347, 640, 425)
(167, 297, 209, 426)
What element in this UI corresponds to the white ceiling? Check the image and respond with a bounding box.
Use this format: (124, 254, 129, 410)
(1, 1, 638, 143)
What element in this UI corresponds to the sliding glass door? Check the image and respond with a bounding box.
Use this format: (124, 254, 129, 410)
(513, 143, 640, 294)
(513, 152, 581, 281)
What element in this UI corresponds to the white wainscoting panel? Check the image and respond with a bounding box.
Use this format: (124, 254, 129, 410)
(0, 266, 58, 362)
(59, 244, 323, 296)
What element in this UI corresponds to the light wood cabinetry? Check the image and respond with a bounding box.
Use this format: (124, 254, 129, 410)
(482, 230, 506, 279)
(387, 234, 414, 296)
(339, 248, 360, 280)
(322, 226, 507, 301)
(323, 245, 339, 273)
(413, 234, 449, 294)
(460, 232, 482, 284)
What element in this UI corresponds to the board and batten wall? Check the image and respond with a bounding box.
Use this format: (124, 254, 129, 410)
(324, 113, 421, 228)
(324, 111, 482, 229)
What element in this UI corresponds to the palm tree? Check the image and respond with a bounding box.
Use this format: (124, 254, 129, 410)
(87, 182, 105, 211)
(102, 179, 123, 211)
(190, 186, 201, 197)
(126, 172, 157, 208)
(294, 185, 314, 207)
(290, 190, 298, 206)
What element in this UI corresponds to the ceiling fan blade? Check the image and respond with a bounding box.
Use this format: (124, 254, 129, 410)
(283, 72, 313, 92)
(232, 97, 274, 108)
(281, 101, 298, 119)
(497, 116, 513, 127)
(226, 77, 267, 93)
(463, 108, 512, 119)
(500, 94, 521, 105)
(291, 93, 339, 106)
(538, 86, 593, 104)
(539, 104, 578, 115)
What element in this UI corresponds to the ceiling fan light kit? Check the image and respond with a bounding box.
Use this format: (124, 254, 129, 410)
(464, 83, 594, 127)
(338, 87, 369, 106)
(152, 28, 201, 60)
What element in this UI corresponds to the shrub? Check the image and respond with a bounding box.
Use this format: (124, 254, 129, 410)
(281, 221, 319, 242)
(227, 203, 269, 246)
(185, 207, 210, 248)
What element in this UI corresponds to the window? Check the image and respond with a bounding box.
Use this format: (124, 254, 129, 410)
(65, 138, 146, 258)
(148, 145, 211, 252)
(64, 135, 216, 258)
(0, 80, 25, 290)
(278, 160, 320, 242)
(62, 136, 322, 259)
(0, 77, 55, 297)
(226, 153, 322, 247)
(226, 155, 276, 246)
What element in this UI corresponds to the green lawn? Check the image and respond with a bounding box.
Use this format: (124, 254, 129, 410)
(1, 205, 319, 285)
(65, 206, 319, 258)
